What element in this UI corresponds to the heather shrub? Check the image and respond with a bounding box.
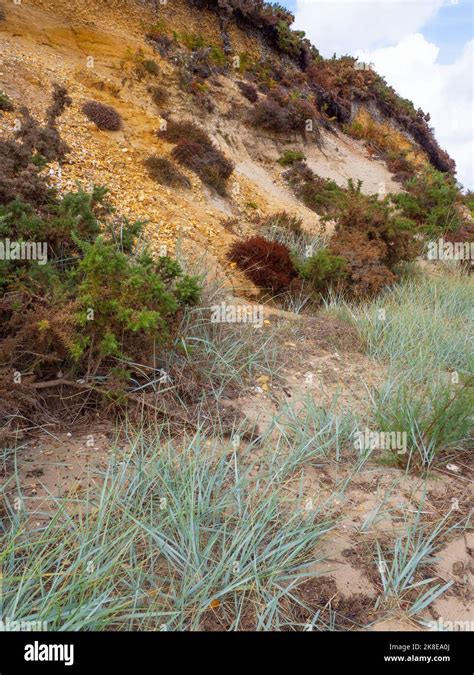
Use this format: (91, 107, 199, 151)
(294, 248, 347, 295)
(278, 149, 305, 166)
(386, 152, 416, 184)
(143, 155, 191, 188)
(82, 100, 122, 131)
(228, 235, 298, 292)
(135, 59, 160, 81)
(161, 121, 233, 194)
(249, 87, 321, 140)
(237, 81, 258, 103)
(157, 119, 212, 147)
(250, 95, 292, 133)
(172, 140, 233, 195)
(146, 31, 173, 57)
(149, 85, 169, 106)
(0, 85, 71, 207)
(0, 90, 13, 111)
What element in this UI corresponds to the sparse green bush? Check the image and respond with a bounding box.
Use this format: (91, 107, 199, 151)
(278, 149, 305, 166)
(82, 100, 122, 131)
(143, 59, 160, 75)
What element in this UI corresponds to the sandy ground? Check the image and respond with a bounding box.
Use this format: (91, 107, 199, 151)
(1, 312, 471, 631)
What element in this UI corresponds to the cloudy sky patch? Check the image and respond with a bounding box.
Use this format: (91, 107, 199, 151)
(290, 0, 473, 189)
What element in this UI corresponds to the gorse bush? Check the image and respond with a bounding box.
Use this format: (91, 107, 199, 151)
(0, 93, 200, 429)
(82, 100, 122, 131)
(0, 190, 200, 376)
(329, 229, 396, 298)
(391, 167, 465, 237)
(228, 235, 298, 292)
(294, 248, 347, 295)
(159, 119, 233, 194)
(143, 155, 191, 188)
(327, 180, 419, 296)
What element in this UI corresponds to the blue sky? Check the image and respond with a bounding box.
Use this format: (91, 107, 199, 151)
(423, 0, 473, 63)
(281, 0, 473, 188)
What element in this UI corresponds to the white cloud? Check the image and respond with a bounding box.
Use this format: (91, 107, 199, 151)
(294, 0, 473, 189)
(294, 0, 444, 56)
(356, 36, 474, 189)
